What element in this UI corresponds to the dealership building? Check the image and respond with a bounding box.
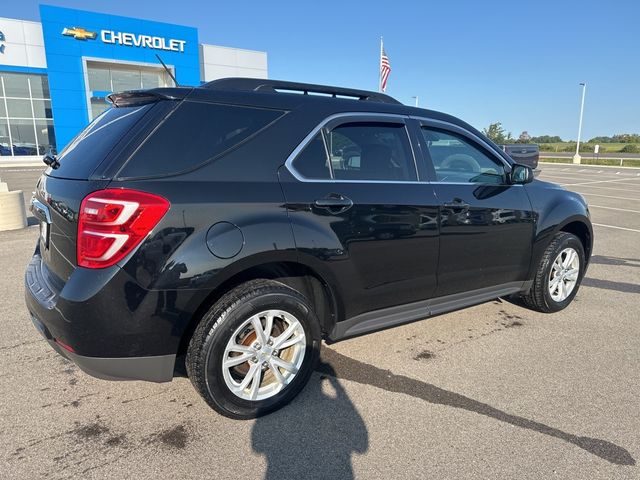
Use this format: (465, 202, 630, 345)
(0, 5, 268, 162)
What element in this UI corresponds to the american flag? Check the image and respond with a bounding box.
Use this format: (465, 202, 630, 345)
(380, 46, 391, 92)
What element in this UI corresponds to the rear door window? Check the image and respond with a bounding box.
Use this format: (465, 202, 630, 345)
(327, 122, 417, 181)
(118, 101, 285, 178)
(48, 104, 152, 179)
(290, 120, 417, 182)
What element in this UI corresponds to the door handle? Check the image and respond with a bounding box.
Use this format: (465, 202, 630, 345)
(314, 194, 353, 213)
(443, 198, 470, 210)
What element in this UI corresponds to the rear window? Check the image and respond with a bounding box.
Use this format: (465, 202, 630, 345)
(118, 101, 285, 178)
(48, 104, 152, 179)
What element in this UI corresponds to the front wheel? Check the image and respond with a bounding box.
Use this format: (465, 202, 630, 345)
(186, 279, 321, 419)
(523, 232, 586, 313)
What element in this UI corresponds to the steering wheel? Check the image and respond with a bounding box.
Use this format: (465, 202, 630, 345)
(440, 154, 481, 173)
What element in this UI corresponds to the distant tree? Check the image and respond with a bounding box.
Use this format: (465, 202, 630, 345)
(517, 131, 532, 143)
(530, 135, 563, 143)
(589, 134, 640, 143)
(483, 122, 513, 144)
(621, 144, 640, 153)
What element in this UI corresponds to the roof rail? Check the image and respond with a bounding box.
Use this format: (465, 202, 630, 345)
(203, 78, 402, 105)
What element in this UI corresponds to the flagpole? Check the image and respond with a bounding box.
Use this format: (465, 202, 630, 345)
(379, 36, 383, 92)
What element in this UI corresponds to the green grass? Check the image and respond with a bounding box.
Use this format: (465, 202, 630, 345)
(539, 142, 639, 153)
(540, 157, 640, 167)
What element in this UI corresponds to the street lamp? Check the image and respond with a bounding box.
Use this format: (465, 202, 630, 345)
(573, 82, 587, 165)
(411, 95, 419, 107)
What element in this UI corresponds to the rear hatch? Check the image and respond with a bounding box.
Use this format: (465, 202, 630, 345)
(31, 91, 183, 281)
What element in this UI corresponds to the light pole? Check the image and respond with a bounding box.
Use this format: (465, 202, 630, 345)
(573, 82, 587, 164)
(411, 95, 419, 107)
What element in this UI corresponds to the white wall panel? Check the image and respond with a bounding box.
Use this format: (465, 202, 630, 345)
(0, 18, 47, 68)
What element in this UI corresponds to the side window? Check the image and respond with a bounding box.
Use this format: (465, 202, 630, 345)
(327, 122, 417, 181)
(421, 127, 506, 184)
(291, 133, 331, 179)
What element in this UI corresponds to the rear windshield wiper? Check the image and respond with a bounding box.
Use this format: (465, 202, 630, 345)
(43, 151, 60, 169)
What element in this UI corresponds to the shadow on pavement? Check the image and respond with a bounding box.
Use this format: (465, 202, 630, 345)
(315, 348, 635, 467)
(590, 255, 640, 268)
(582, 276, 640, 294)
(252, 362, 368, 480)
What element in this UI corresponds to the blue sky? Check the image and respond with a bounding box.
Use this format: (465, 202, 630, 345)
(4, 0, 639, 140)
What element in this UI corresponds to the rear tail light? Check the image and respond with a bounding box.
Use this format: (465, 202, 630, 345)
(78, 188, 170, 269)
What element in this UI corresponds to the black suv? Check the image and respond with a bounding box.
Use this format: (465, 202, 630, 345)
(25, 78, 592, 418)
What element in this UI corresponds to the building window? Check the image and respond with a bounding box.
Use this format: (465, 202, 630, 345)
(85, 60, 176, 119)
(0, 72, 56, 156)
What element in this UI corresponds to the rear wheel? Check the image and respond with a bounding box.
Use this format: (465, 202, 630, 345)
(186, 279, 321, 419)
(523, 232, 585, 313)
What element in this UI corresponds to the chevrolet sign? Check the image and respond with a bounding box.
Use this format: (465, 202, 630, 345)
(101, 30, 186, 52)
(62, 26, 186, 52)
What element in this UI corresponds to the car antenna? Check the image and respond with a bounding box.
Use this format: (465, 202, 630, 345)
(155, 54, 180, 87)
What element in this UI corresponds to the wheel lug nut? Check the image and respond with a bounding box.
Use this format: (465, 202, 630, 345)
(251, 356, 257, 363)
(254, 343, 261, 350)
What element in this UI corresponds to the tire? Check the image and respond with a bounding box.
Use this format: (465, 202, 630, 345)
(186, 279, 321, 419)
(522, 232, 585, 313)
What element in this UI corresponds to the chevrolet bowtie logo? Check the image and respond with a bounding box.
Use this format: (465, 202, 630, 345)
(62, 27, 97, 41)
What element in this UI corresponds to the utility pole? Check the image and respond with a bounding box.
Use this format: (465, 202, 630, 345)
(411, 96, 419, 107)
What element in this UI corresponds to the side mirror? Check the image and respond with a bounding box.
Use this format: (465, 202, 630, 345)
(510, 164, 533, 184)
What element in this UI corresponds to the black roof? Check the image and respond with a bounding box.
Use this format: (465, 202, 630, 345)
(203, 78, 402, 105)
(107, 78, 492, 155)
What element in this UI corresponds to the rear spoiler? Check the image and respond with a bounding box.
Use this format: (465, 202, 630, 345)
(106, 87, 192, 107)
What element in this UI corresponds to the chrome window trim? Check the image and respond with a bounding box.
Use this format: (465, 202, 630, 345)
(285, 112, 422, 184)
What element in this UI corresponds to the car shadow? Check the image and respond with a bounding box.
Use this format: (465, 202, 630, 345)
(582, 277, 640, 294)
(314, 348, 635, 467)
(251, 362, 368, 480)
(590, 255, 640, 268)
(251, 348, 634, 480)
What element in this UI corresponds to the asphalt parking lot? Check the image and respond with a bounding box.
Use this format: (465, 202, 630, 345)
(1, 163, 639, 479)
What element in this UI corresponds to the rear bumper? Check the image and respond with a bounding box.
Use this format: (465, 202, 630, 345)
(31, 313, 175, 382)
(24, 252, 197, 382)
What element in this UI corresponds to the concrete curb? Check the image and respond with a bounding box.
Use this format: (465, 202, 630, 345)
(0, 190, 27, 231)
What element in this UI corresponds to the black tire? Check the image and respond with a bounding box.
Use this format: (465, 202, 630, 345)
(522, 232, 586, 313)
(186, 279, 321, 419)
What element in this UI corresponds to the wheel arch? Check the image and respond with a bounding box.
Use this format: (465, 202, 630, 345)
(558, 218, 593, 262)
(177, 258, 341, 356)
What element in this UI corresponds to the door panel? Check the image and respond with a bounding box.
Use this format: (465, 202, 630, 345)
(279, 167, 439, 320)
(416, 122, 534, 296)
(433, 183, 533, 296)
(278, 114, 440, 321)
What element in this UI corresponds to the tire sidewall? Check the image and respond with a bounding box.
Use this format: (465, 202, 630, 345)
(541, 234, 585, 312)
(202, 290, 320, 418)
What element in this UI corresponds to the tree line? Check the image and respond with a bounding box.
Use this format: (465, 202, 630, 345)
(482, 122, 640, 145)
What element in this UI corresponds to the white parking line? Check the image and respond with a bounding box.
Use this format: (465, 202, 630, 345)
(576, 192, 640, 201)
(560, 177, 640, 187)
(541, 172, 636, 181)
(541, 168, 640, 177)
(563, 184, 640, 193)
(592, 223, 640, 233)
(589, 205, 640, 214)
(0, 168, 43, 172)
(541, 175, 640, 186)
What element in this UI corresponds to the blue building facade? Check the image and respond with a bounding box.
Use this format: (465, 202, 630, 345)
(0, 5, 267, 159)
(40, 5, 199, 149)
